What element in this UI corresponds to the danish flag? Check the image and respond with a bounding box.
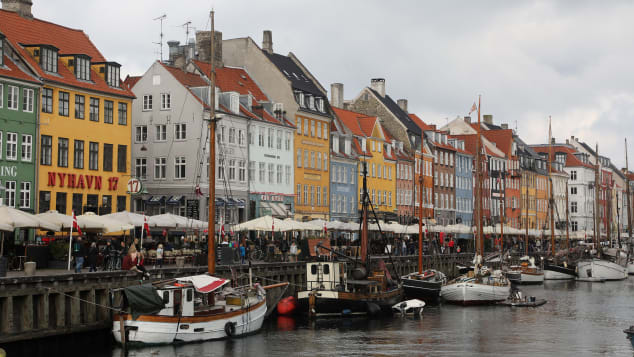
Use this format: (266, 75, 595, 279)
(143, 215, 151, 236)
(72, 210, 82, 236)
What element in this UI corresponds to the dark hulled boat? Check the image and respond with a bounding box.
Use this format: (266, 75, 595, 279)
(401, 270, 446, 303)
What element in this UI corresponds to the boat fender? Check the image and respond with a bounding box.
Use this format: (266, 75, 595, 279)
(225, 321, 236, 337)
(366, 302, 381, 316)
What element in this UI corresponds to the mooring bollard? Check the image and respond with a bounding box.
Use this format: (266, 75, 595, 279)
(24, 261, 36, 276)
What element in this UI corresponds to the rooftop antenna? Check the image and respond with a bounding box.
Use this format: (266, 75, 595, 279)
(181, 21, 192, 43)
(153, 14, 167, 61)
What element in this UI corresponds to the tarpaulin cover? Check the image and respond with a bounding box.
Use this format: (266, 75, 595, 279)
(176, 274, 229, 293)
(123, 284, 166, 319)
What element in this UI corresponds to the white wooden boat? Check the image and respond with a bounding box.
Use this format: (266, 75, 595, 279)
(441, 268, 511, 305)
(113, 275, 266, 345)
(543, 261, 576, 280)
(628, 261, 634, 275)
(392, 299, 425, 316)
(577, 258, 627, 281)
(507, 257, 544, 285)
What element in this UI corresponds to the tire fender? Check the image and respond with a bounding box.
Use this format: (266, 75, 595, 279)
(225, 321, 236, 337)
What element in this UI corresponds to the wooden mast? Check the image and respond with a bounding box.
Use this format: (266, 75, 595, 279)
(207, 10, 217, 275)
(500, 175, 504, 253)
(476, 95, 483, 257)
(548, 117, 555, 256)
(626, 139, 632, 252)
(418, 174, 423, 274)
(594, 143, 600, 254)
(525, 171, 529, 257)
(565, 181, 570, 250)
(361, 162, 368, 264)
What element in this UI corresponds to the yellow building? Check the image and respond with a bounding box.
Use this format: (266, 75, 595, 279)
(521, 171, 537, 230)
(0, 8, 135, 215)
(535, 172, 549, 230)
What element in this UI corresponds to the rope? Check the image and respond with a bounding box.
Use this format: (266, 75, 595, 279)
(45, 287, 124, 313)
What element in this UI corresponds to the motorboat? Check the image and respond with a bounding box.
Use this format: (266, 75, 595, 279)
(441, 265, 511, 305)
(506, 256, 544, 285)
(401, 269, 446, 304)
(543, 260, 577, 280)
(392, 299, 425, 316)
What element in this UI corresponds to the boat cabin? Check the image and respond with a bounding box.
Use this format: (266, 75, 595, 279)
(156, 285, 195, 317)
(306, 262, 347, 291)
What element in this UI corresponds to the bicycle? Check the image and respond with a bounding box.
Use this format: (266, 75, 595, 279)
(249, 248, 265, 261)
(105, 251, 122, 271)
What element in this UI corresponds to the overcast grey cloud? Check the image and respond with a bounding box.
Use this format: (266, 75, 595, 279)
(32, 0, 634, 168)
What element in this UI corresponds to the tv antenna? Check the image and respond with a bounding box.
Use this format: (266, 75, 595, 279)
(181, 21, 192, 43)
(153, 14, 167, 61)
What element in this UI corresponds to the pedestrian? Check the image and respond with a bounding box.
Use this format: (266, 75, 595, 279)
(402, 239, 407, 256)
(290, 240, 298, 262)
(87, 241, 98, 272)
(122, 245, 150, 278)
(72, 236, 87, 273)
(156, 243, 164, 268)
(448, 239, 455, 254)
(239, 242, 246, 264)
(280, 238, 289, 262)
(102, 240, 113, 270)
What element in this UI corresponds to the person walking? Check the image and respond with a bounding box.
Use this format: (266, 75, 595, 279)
(239, 242, 246, 264)
(72, 236, 87, 273)
(87, 242, 98, 272)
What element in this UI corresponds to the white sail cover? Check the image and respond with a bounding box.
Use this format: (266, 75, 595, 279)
(176, 274, 230, 293)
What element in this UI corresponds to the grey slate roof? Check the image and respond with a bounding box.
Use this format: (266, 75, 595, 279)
(369, 89, 421, 136)
(264, 51, 325, 96)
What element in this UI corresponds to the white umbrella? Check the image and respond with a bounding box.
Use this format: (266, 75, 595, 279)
(77, 212, 134, 233)
(103, 210, 146, 227)
(0, 205, 61, 231)
(284, 218, 319, 231)
(326, 220, 344, 230)
(232, 215, 290, 232)
(36, 210, 73, 230)
(148, 213, 195, 229)
(0, 222, 13, 231)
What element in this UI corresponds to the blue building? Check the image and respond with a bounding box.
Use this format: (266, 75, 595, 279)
(329, 113, 359, 223)
(450, 138, 473, 235)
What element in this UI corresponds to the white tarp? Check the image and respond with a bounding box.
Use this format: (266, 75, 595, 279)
(176, 274, 230, 293)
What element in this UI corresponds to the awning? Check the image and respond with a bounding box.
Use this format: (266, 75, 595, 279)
(271, 203, 290, 217)
(146, 196, 165, 205)
(226, 198, 238, 206)
(176, 275, 230, 293)
(167, 195, 184, 205)
(215, 198, 225, 206)
(236, 198, 246, 208)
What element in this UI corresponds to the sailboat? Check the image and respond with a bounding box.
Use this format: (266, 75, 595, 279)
(624, 139, 634, 275)
(576, 143, 627, 281)
(400, 176, 446, 303)
(112, 11, 267, 345)
(441, 96, 511, 305)
(543, 181, 576, 280)
(296, 162, 403, 316)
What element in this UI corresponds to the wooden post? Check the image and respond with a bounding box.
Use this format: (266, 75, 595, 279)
(119, 313, 126, 347)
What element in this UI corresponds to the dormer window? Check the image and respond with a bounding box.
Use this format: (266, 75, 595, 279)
(40, 46, 58, 73)
(75, 55, 91, 81)
(316, 98, 324, 112)
(308, 95, 315, 110)
(105, 63, 121, 87)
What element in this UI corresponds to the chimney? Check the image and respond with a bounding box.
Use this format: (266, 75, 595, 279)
(195, 30, 223, 68)
(566, 139, 569, 145)
(464, 116, 471, 124)
(2, 0, 32, 18)
(483, 114, 493, 125)
(262, 30, 273, 54)
(501, 123, 508, 129)
(370, 78, 385, 97)
(330, 83, 343, 108)
(397, 99, 408, 113)
(551, 137, 556, 144)
(167, 40, 180, 63)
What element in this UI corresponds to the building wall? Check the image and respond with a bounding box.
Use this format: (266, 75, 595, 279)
(0, 80, 38, 211)
(396, 158, 414, 223)
(455, 153, 473, 228)
(357, 136, 396, 218)
(566, 166, 595, 233)
(38, 83, 132, 215)
(433, 147, 456, 226)
(535, 172, 548, 230)
(330, 158, 358, 222)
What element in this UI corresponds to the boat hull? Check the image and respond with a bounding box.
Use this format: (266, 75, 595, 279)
(113, 299, 267, 345)
(628, 262, 634, 275)
(296, 288, 403, 316)
(577, 259, 627, 281)
(519, 271, 545, 285)
(543, 263, 576, 280)
(441, 281, 510, 305)
(401, 277, 442, 304)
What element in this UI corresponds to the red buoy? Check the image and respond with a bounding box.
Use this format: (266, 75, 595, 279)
(277, 296, 297, 316)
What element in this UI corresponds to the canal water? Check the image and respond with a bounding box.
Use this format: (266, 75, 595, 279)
(5, 277, 634, 356)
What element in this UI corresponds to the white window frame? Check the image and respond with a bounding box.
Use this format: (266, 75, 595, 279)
(6, 132, 17, 160)
(135, 125, 148, 143)
(19, 181, 30, 209)
(22, 88, 34, 112)
(175, 156, 186, 179)
(161, 93, 171, 110)
(143, 95, 152, 111)
(5, 181, 16, 207)
(21, 134, 32, 162)
(135, 157, 147, 180)
(175, 123, 187, 140)
(155, 124, 167, 142)
(154, 157, 166, 179)
(7, 85, 18, 110)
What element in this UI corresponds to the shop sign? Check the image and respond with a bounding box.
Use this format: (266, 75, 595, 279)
(0, 165, 18, 178)
(127, 178, 143, 194)
(47, 171, 120, 191)
(260, 194, 284, 202)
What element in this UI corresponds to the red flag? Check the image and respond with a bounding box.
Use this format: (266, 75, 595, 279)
(72, 210, 82, 236)
(162, 228, 167, 237)
(469, 102, 478, 115)
(324, 221, 327, 235)
(220, 224, 225, 239)
(143, 215, 151, 236)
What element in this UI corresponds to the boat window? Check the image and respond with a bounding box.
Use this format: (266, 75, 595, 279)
(186, 289, 193, 302)
(323, 264, 330, 275)
(311, 264, 317, 275)
(162, 291, 169, 304)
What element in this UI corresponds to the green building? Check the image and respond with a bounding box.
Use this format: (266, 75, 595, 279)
(0, 33, 41, 212)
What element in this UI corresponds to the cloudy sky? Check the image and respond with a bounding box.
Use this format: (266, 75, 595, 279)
(33, 0, 634, 168)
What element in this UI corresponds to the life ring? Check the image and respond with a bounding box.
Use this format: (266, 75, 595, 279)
(224, 321, 236, 337)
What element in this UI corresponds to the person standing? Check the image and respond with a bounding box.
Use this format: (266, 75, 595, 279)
(156, 244, 164, 268)
(239, 242, 246, 264)
(280, 238, 289, 262)
(72, 237, 87, 273)
(448, 238, 455, 254)
(87, 242, 98, 272)
(290, 240, 298, 262)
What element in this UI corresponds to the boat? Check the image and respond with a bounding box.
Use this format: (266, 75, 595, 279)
(507, 256, 544, 285)
(576, 258, 627, 281)
(401, 270, 446, 303)
(628, 261, 634, 275)
(543, 260, 577, 280)
(296, 162, 403, 317)
(441, 96, 511, 305)
(392, 299, 425, 316)
(112, 15, 269, 345)
(623, 325, 634, 349)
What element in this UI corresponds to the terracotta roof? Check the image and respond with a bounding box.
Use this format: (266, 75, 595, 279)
(123, 75, 141, 90)
(0, 10, 134, 98)
(531, 145, 594, 169)
(482, 129, 514, 156)
(333, 107, 375, 137)
(0, 54, 40, 84)
(409, 113, 435, 131)
(159, 62, 208, 109)
(450, 134, 502, 157)
(194, 60, 270, 103)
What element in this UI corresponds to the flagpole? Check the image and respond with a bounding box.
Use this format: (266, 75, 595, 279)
(67, 211, 74, 271)
(140, 214, 146, 249)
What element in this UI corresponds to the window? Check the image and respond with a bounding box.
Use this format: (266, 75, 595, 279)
(22, 88, 34, 112)
(161, 93, 171, 110)
(570, 170, 577, 181)
(285, 165, 291, 184)
(58, 91, 69, 116)
(259, 163, 266, 183)
(75, 94, 85, 119)
(238, 130, 245, 146)
(296, 118, 301, 134)
(106, 64, 120, 87)
(155, 157, 166, 179)
(104, 100, 114, 124)
(55, 137, 69, 167)
(55, 192, 67, 214)
(135, 126, 148, 143)
(143, 95, 152, 110)
(38, 191, 50, 213)
(89, 142, 99, 170)
(323, 154, 328, 171)
(155, 124, 166, 141)
(304, 118, 309, 136)
(239, 161, 246, 182)
(75, 56, 90, 80)
(19, 182, 30, 209)
(5, 181, 16, 207)
(316, 186, 321, 206)
(73, 140, 84, 169)
(118, 102, 128, 125)
(103, 143, 113, 171)
(304, 150, 309, 169)
(304, 185, 308, 204)
(268, 128, 274, 148)
(310, 151, 315, 169)
(285, 132, 291, 151)
(297, 149, 302, 168)
(258, 127, 264, 147)
(229, 128, 236, 144)
(571, 187, 577, 195)
(317, 152, 322, 170)
(20, 134, 32, 162)
(268, 163, 275, 183)
(248, 161, 255, 182)
(571, 221, 578, 232)
(175, 123, 187, 140)
(42, 88, 53, 113)
(41, 135, 52, 165)
(571, 201, 577, 213)
(89, 97, 99, 121)
(276, 130, 282, 149)
(227, 159, 236, 181)
(117, 196, 126, 212)
(40, 47, 58, 73)
(135, 158, 147, 179)
(175, 156, 186, 179)
(117, 145, 127, 172)
(218, 158, 225, 180)
(310, 186, 314, 205)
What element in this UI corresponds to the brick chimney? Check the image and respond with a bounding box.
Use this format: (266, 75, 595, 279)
(501, 123, 508, 129)
(330, 83, 343, 108)
(464, 116, 471, 124)
(370, 78, 385, 97)
(262, 30, 273, 54)
(397, 99, 408, 113)
(551, 137, 556, 144)
(483, 114, 493, 125)
(196, 30, 223, 68)
(2, 0, 32, 18)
